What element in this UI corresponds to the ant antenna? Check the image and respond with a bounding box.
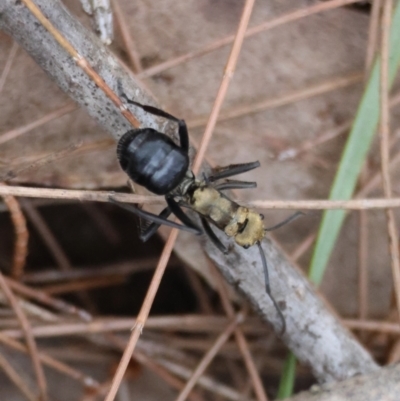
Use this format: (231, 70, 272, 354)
(264, 211, 304, 232)
(257, 241, 286, 334)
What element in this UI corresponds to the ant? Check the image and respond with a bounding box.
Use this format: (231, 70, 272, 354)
(110, 89, 301, 334)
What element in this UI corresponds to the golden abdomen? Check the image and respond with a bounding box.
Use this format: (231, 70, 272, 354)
(190, 187, 265, 247)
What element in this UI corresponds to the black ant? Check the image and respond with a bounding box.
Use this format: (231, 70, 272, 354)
(110, 90, 301, 334)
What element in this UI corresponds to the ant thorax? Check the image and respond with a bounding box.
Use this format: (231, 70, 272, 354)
(169, 169, 195, 198)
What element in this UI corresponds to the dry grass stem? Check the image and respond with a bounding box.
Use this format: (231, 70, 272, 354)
(106, 1, 255, 398)
(5, 277, 92, 321)
(137, 0, 362, 79)
(20, 200, 72, 272)
(43, 275, 125, 295)
(0, 272, 47, 401)
(2, 141, 88, 181)
(175, 314, 243, 401)
(2, 0, 394, 398)
(155, 357, 256, 401)
(183, 268, 214, 314)
(5, 184, 400, 210)
(1, 187, 29, 279)
(278, 87, 400, 161)
(356, 143, 400, 198)
(191, 0, 256, 173)
(249, 198, 400, 210)
(23, 258, 163, 284)
(0, 185, 162, 204)
(345, 319, 400, 333)
(365, 0, 382, 72)
(0, 40, 18, 93)
(290, 233, 316, 263)
(21, 199, 96, 310)
(81, 203, 121, 245)
(0, 316, 266, 341)
(133, 351, 206, 401)
(277, 120, 352, 161)
(0, 333, 99, 388)
(104, 229, 180, 401)
(113, 0, 143, 73)
(379, 0, 400, 320)
(188, 72, 363, 129)
(0, 350, 37, 401)
(209, 264, 268, 401)
(358, 211, 369, 324)
(0, 103, 77, 146)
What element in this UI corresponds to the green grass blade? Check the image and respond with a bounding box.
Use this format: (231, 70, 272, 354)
(308, 0, 400, 285)
(277, 352, 296, 399)
(279, 3, 400, 396)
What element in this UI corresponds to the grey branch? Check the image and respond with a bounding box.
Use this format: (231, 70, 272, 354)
(286, 363, 400, 401)
(0, 0, 379, 384)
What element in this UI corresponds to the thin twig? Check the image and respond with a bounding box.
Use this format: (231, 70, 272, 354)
(379, 0, 400, 320)
(0, 272, 47, 401)
(175, 314, 243, 401)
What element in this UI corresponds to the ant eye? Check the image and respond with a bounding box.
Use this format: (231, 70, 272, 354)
(260, 214, 264, 220)
(243, 245, 250, 249)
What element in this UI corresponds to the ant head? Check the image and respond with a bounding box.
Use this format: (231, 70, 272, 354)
(235, 209, 265, 248)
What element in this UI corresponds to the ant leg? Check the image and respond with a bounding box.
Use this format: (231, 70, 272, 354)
(140, 206, 171, 242)
(257, 241, 286, 335)
(108, 196, 199, 234)
(213, 179, 257, 191)
(118, 84, 189, 152)
(208, 161, 260, 182)
(125, 101, 189, 152)
(165, 197, 202, 235)
(201, 218, 228, 254)
(265, 211, 305, 231)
